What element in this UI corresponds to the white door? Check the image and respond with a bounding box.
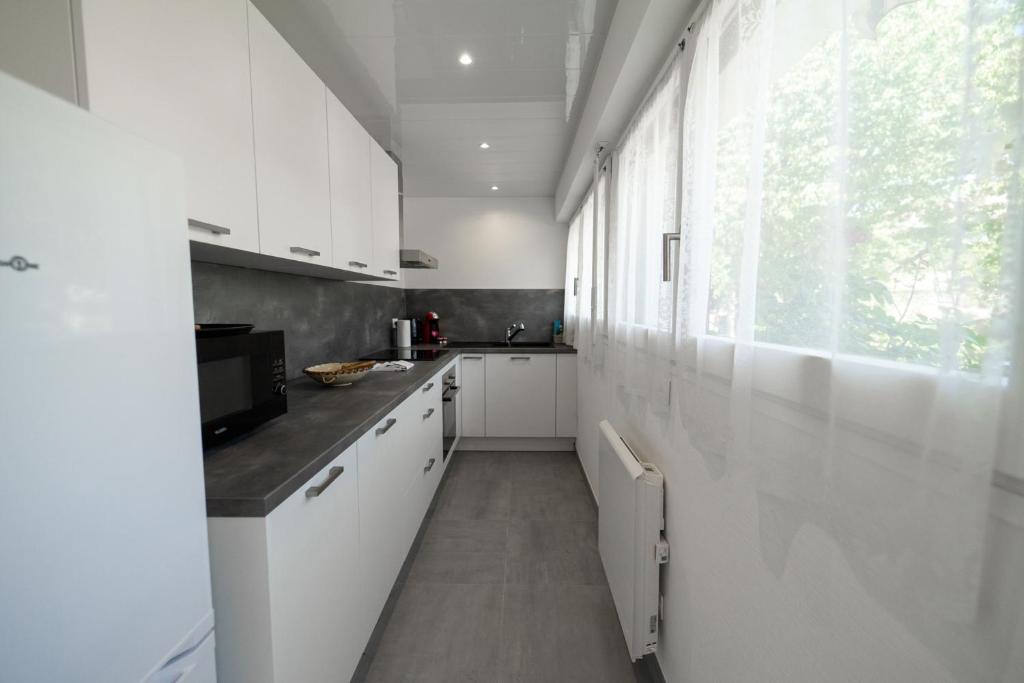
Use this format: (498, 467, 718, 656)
(327, 94, 374, 274)
(461, 354, 487, 437)
(248, 3, 332, 265)
(370, 141, 400, 280)
(485, 354, 557, 437)
(77, 0, 260, 252)
(266, 446, 362, 683)
(0, 73, 213, 683)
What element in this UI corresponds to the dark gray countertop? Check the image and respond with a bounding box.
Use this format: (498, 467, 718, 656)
(203, 344, 576, 518)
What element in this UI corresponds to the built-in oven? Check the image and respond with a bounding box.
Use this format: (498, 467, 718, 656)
(195, 330, 287, 450)
(441, 366, 459, 461)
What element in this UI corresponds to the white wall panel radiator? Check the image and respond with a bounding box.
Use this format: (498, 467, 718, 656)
(598, 420, 668, 660)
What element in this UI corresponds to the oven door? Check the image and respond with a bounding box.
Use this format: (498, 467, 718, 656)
(441, 382, 458, 460)
(196, 331, 286, 450)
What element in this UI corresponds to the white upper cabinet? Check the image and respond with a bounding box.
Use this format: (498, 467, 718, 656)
(370, 142, 401, 280)
(327, 95, 374, 273)
(247, 3, 332, 266)
(76, 0, 260, 252)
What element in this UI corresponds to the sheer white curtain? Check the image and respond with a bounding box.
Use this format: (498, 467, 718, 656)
(608, 54, 683, 406)
(574, 192, 595, 357)
(673, 0, 1023, 628)
(563, 211, 580, 345)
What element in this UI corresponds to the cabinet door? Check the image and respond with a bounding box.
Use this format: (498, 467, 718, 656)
(78, 0, 259, 251)
(266, 445, 361, 683)
(461, 355, 487, 437)
(248, 3, 332, 265)
(485, 355, 556, 437)
(370, 142, 400, 280)
(357, 408, 408, 633)
(556, 354, 578, 437)
(410, 376, 444, 523)
(327, 94, 374, 273)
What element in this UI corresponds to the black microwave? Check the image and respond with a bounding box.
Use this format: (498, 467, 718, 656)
(195, 330, 287, 450)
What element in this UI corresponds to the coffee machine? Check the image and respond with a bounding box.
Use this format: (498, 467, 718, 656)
(424, 311, 441, 344)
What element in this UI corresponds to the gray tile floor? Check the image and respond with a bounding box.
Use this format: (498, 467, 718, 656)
(355, 451, 643, 683)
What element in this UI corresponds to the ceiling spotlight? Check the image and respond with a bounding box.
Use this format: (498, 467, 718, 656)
(458, 52, 473, 66)
(490, 185, 499, 191)
(479, 142, 490, 149)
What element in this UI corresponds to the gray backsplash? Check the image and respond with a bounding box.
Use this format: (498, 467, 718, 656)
(191, 262, 404, 379)
(404, 289, 565, 343)
(191, 264, 565, 374)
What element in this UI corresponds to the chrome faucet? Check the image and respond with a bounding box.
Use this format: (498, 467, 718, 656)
(505, 320, 526, 345)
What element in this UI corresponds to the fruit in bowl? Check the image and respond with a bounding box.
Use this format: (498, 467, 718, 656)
(303, 361, 376, 387)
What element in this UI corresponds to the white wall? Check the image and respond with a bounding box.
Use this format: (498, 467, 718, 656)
(402, 197, 567, 290)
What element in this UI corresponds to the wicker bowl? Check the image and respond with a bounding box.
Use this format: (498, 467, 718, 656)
(303, 361, 376, 387)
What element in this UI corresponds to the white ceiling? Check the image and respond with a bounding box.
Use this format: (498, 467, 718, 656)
(253, 0, 616, 198)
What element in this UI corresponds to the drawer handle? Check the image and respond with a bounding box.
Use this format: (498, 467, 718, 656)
(464, 356, 483, 360)
(375, 417, 397, 436)
(348, 260, 368, 268)
(424, 458, 436, 473)
(423, 408, 435, 419)
(422, 382, 434, 392)
(383, 269, 398, 275)
(510, 356, 531, 361)
(305, 466, 344, 498)
(188, 218, 231, 235)
(290, 246, 321, 257)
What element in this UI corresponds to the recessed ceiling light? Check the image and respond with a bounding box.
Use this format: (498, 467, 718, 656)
(458, 52, 473, 66)
(479, 142, 490, 149)
(490, 185, 499, 191)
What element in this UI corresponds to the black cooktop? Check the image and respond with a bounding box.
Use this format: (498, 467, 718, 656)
(360, 348, 450, 362)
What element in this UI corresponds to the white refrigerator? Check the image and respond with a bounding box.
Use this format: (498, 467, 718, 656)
(0, 73, 216, 681)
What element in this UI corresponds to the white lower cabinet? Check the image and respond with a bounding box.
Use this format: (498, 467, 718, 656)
(461, 354, 486, 437)
(207, 445, 361, 683)
(485, 354, 557, 437)
(208, 362, 453, 683)
(556, 354, 578, 437)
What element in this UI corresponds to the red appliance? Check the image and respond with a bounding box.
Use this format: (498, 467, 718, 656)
(424, 311, 441, 343)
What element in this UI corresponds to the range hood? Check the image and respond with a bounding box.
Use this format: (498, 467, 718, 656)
(400, 249, 439, 269)
(389, 151, 439, 269)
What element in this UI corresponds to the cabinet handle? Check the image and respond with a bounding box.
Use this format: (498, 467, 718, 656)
(383, 269, 398, 275)
(188, 218, 231, 235)
(348, 260, 368, 268)
(662, 233, 681, 282)
(305, 466, 344, 498)
(510, 356, 531, 361)
(423, 408, 435, 419)
(422, 382, 434, 392)
(463, 356, 483, 360)
(290, 246, 321, 257)
(424, 458, 436, 473)
(375, 417, 397, 436)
